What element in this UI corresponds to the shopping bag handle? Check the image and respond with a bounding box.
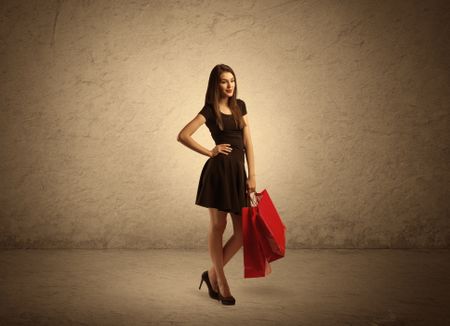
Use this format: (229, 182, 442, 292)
(247, 190, 261, 207)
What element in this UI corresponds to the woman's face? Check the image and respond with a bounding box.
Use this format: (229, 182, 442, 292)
(218, 72, 235, 98)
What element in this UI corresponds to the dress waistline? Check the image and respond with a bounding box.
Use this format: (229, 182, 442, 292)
(229, 145, 245, 152)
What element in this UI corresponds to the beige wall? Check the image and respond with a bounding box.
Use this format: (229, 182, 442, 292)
(1, 0, 449, 248)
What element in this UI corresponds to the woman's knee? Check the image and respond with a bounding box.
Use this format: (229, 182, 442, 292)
(210, 221, 226, 233)
(230, 213, 243, 237)
(209, 208, 227, 232)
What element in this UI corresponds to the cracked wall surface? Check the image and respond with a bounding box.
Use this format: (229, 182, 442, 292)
(0, 0, 449, 248)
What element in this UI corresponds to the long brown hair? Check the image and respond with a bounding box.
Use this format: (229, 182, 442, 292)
(204, 64, 246, 131)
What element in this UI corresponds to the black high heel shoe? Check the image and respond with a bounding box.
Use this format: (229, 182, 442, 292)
(217, 286, 236, 305)
(198, 270, 219, 300)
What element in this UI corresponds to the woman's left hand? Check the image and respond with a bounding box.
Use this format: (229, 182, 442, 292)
(246, 176, 256, 193)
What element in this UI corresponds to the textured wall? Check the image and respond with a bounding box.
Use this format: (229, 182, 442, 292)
(1, 0, 449, 249)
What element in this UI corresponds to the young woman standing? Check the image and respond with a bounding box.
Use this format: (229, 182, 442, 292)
(177, 64, 256, 305)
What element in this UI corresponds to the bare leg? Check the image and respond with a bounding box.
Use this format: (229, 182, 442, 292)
(207, 208, 236, 297)
(208, 211, 243, 292)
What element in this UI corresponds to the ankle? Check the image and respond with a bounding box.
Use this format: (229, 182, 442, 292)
(208, 268, 216, 282)
(218, 282, 231, 296)
(208, 268, 218, 289)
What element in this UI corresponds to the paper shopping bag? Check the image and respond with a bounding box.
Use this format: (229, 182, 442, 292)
(242, 189, 286, 278)
(254, 189, 286, 262)
(242, 203, 272, 278)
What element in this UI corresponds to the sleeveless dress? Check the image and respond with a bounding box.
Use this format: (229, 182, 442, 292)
(195, 99, 248, 216)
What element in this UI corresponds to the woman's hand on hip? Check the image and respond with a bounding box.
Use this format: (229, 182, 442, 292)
(210, 144, 232, 157)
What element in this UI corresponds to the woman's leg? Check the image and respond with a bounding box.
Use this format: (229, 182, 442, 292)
(208, 211, 243, 292)
(207, 208, 234, 297)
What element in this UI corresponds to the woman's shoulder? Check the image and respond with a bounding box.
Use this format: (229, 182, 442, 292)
(198, 103, 213, 120)
(236, 98, 247, 116)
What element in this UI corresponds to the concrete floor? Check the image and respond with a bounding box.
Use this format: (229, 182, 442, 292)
(0, 249, 449, 326)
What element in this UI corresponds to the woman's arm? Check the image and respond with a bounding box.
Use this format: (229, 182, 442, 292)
(242, 115, 256, 191)
(177, 114, 213, 157)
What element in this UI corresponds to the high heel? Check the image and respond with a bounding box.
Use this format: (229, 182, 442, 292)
(217, 286, 236, 305)
(198, 270, 219, 300)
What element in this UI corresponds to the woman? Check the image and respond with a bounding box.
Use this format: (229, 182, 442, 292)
(177, 64, 256, 305)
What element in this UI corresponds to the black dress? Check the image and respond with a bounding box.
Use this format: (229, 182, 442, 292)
(195, 99, 248, 215)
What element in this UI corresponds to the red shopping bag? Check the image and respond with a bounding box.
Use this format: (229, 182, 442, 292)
(242, 189, 286, 278)
(242, 203, 272, 278)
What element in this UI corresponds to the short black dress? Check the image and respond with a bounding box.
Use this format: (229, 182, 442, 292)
(195, 99, 248, 216)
